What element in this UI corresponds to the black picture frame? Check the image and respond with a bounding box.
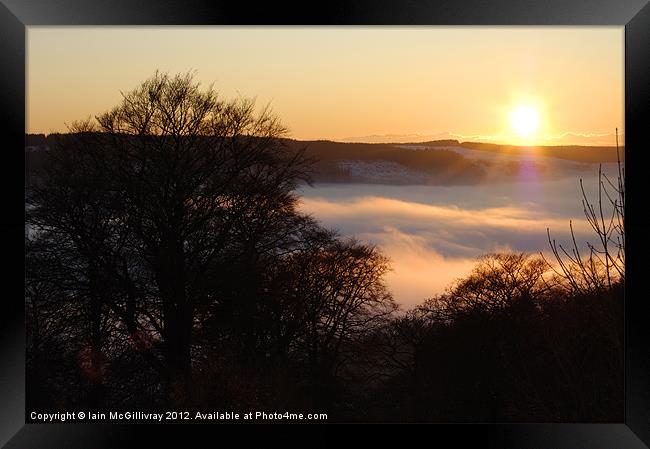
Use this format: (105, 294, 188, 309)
(2, 0, 649, 446)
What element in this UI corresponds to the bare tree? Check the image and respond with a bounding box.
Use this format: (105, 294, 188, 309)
(27, 71, 313, 405)
(284, 238, 396, 396)
(543, 129, 625, 294)
(421, 252, 550, 321)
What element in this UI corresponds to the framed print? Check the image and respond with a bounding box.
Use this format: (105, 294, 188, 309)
(2, 0, 649, 446)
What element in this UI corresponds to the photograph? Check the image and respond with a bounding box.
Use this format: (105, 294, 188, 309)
(23, 26, 628, 424)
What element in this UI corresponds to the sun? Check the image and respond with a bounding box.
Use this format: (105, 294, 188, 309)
(510, 105, 540, 139)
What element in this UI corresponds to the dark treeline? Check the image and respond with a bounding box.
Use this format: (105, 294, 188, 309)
(26, 72, 623, 421)
(365, 253, 623, 421)
(287, 139, 488, 184)
(28, 135, 489, 186)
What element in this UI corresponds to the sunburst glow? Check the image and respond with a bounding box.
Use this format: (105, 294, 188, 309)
(510, 105, 540, 139)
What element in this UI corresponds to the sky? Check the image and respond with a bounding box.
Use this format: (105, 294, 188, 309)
(27, 27, 624, 145)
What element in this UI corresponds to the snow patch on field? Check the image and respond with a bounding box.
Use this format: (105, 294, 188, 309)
(336, 160, 430, 184)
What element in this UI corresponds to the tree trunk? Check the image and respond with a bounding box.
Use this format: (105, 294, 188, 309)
(158, 243, 193, 407)
(87, 263, 107, 408)
(83, 303, 107, 408)
(164, 303, 193, 407)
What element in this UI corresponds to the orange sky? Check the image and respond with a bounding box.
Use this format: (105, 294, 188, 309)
(27, 27, 624, 145)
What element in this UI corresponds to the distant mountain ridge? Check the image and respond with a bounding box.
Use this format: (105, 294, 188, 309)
(338, 131, 622, 146)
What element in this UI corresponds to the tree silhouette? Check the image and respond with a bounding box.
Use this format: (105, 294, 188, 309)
(543, 129, 625, 294)
(27, 72, 310, 404)
(422, 253, 550, 321)
(26, 71, 396, 412)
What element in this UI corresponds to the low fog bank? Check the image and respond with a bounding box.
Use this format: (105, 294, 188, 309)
(298, 162, 619, 307)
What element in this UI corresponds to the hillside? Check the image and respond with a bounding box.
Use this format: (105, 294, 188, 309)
(26, 134, 624, 186)
(286, 138, 623, 185)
